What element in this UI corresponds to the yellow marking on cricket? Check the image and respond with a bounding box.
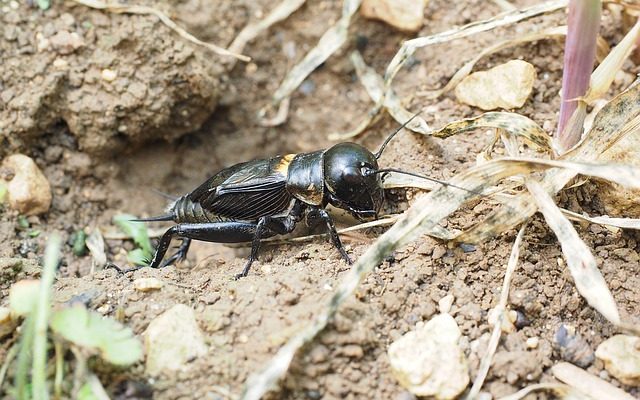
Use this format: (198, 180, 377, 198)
(275, 154, 296, 175)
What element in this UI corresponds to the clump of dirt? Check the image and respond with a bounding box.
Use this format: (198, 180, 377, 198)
(1, 0, 640, 399)
(0, 2, 223, 155)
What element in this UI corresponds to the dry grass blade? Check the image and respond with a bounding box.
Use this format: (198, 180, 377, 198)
(552, 362, 636, 400)
(498, 383, 574, 400)
(418, 26, 568, 100)
(561, 209, 640, 230)
(508, 157, 640, 188)
(583, 18, 640, 103)
(240, 152, 585, 398)
(433, 113, 552, 151)
(271, 0, 361, 106)
(527, 180, 620, 324)
(256, 215, 453, 245)
(70, 0, 250, 61)
(329, 51, 429, 140)
(228, 0, 307, 58)
(383, 173, 440, 191)
(458, 80, 640, 243)
(337, 1, 567, 139)
(384, 1, 567, 84)
(466, 224, 527, 400)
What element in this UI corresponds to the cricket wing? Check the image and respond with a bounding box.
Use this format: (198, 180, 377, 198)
(187, 157, 294, 220)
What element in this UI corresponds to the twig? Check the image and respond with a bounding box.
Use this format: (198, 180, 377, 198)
(69, 0, 250, 62)
(0, 344, 18, 390)
(498, 383, 571, 400)
(466, 224, 527, 400)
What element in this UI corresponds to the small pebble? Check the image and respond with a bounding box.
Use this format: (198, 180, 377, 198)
(555, 324, 595, 368)
(134, 278, 164, 292)
(438, 294, 454, 314)
(101, 68, 117, 82)
(459, 243, 476, 253)
(360, 0, 427, 32)
(52, 58, 68, 69)
(96, 304, 111, 314)
(49, 30, 84, 54)
(526, 337, 539, 349)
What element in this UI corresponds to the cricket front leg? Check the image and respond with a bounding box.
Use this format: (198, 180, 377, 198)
(235, 215, 300, 279)
(306, 208, 352, 264)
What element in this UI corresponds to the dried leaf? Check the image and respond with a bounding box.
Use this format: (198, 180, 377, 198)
(419, 26, 610, 101)
(239, 154, 587, 399)
(271, 0, 361, 105)
(228, 0, 306, 57)
(328, 51, 429, 140)
(459, 80, 640, 244)
(552, 362, 636, 400)
(241, 145, 640, 398)
(497, 383, 576, 400)
(85, 229, 107, 268)
(583, 19, 640, 103)
(561, 209, 640, 230)
(527, 180, 620, 324)
(432, 112, 552, 151)
(384, 1, 567, 86)
(335, 2, 566, 139)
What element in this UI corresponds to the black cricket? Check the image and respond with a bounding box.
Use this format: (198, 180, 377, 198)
(131, 116, 447, 279)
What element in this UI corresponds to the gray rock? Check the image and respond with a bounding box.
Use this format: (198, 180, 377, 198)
(144, 304, 207, 376)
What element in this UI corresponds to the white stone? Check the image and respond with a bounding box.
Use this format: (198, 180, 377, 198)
(455, 60, 536, 110)
(438, 294, 454, 314)
(133, 278, 164, 292)
(595, 335, 640, 385)
(145, 304, 207, 376)
(101, 69, 117, 82)
(360, 0, 428, 32)
(2, 154, 51, 216)
(388, 313, 469, 399)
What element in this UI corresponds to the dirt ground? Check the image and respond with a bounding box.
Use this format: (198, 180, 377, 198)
(1, 0, 640, 399)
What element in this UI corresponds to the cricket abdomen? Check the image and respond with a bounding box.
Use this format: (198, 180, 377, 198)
(171, 196, 221, 224)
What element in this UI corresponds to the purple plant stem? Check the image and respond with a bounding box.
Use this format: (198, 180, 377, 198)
(556, 0, 601, 151)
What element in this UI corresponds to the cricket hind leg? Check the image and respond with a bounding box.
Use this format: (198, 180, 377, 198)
(109, 225, 179, 274)
(158, 238, 192, 268)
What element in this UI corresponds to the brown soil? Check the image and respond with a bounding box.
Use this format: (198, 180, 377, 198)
(1, 0, 639, 399)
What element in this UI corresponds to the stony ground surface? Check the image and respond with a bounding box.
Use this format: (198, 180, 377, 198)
(1, 0, 639, 399)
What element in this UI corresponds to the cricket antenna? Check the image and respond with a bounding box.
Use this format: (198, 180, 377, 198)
(371, 168, 485, 198)
(374, 112, 421, 159)
(150, 188, 178, 201)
